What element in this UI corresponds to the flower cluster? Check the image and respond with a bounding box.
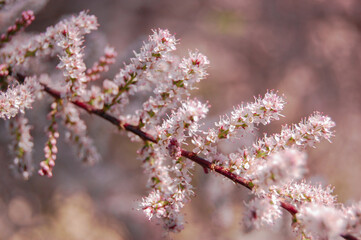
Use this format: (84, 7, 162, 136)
(249, 148, 307, 192)
(270, 180, 337, 207)
(140, 99, 209, 231)
(38, 100, 60, 177)
(7, 114, 33, 179)
(0, 10, 34, 48)
(103, 29, 178, 114)
(296, 203, 346, 240)
(56, 24, 88, 96)
(0, 76, 41, 119)
(243, 195, 282, 229)
(0, 7, 360, 240)
(0, 63, 9, 76)
(86, 46, 117, 82)
(192, 91, 285, 165)
(135, 51, 209, 129)
(243, 112, 335, 181)
(61, 101, 100, 164)
(184, 88, 356, 238)
(0, 11, 97, 70)
(344, 202, 361, 237)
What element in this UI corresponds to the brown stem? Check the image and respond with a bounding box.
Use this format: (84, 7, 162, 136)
(341, 234, 360, 240)
(41, 83, 358, 240)
(280, 201, 298, 215)
(180, 150, 253, 190)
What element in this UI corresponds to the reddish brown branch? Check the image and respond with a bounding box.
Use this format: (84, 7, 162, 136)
(41, 84, 358, 240)
(341, 234, 360, 240)
(280, 201, 298, 215)
(180, 150, 253, 190)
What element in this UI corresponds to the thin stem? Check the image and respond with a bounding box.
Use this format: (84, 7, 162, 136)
(41, 83, 358, 240)
(180, 150, 253, 190)
(341, 234, 360, 240)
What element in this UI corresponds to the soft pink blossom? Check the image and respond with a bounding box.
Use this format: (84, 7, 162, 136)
(296, 203, 346, 240)
(0, 76, 41, 119)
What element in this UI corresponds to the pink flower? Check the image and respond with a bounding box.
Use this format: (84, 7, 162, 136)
(0, 76, 41, 119)
(244, 195, 282, 229)
(8, 114, 34, 180)
(250, 148, 307, 192)
(296, 203, 346, 240)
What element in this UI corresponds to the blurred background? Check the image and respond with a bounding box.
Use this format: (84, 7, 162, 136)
(0, 0, 361, 239)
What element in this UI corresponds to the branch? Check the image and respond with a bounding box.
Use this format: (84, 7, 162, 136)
(342, 234, 360, 240)
(41, 83, 358, 240)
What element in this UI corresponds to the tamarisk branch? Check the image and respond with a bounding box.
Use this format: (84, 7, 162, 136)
(41, 83, 359, 240)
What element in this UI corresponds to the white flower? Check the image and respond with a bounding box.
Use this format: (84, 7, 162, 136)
(343, 201, 361, 238)
(7, 114, 34, 180)
(297, 203, 346, 240)
(244, 195, 282, 229)
(270, 180, 337, 207)
(61, 102, 101, 165)
(135, 50, 209, 127)
(110, 29, 178, 112)
(0, 76, 41, 119)
(251, 148, 307, 192)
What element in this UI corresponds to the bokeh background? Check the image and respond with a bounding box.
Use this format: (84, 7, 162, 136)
(0, 0, 361, 239)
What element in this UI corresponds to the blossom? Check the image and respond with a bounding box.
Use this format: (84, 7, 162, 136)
(243, 195, 282, 229)
(140, 99, 208, 232)
(193, 91, 285, 163)
(343, 201, 361, 238)
(239, 112, 336, 179)
(139, 144, 184, 231)
(270, 180, 337, 207)
(140, 190, 185, 232)
(0, 10, 35, 48)
(7, 114, 34, 180)
(296, 203, 346, 240)
(229, 112, 333, 174)
(250, 148, 307, 192)
(106, 29, 178, 114)
(135, 51, 210, 128)
(215, 91, 285, 139)
(139, 143, 173, 191)
(0, 76, 41, 119)
(61, 102, 100, 165)
(86, 46, 117, 81)
(0, 8, 353, 239)
(157, 98, 209, 147)
(102, 79, 119, 95)
(179, 50, 210, 81)
(0, 63, 9, 76)
(83, 85, 105, 109)
(38, 101, 60, 178)
(0, 11, 97, 68)
(56, 24, 88, 96)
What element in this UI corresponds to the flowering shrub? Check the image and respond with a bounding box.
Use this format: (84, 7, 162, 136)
(0, 3, 360, 240)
